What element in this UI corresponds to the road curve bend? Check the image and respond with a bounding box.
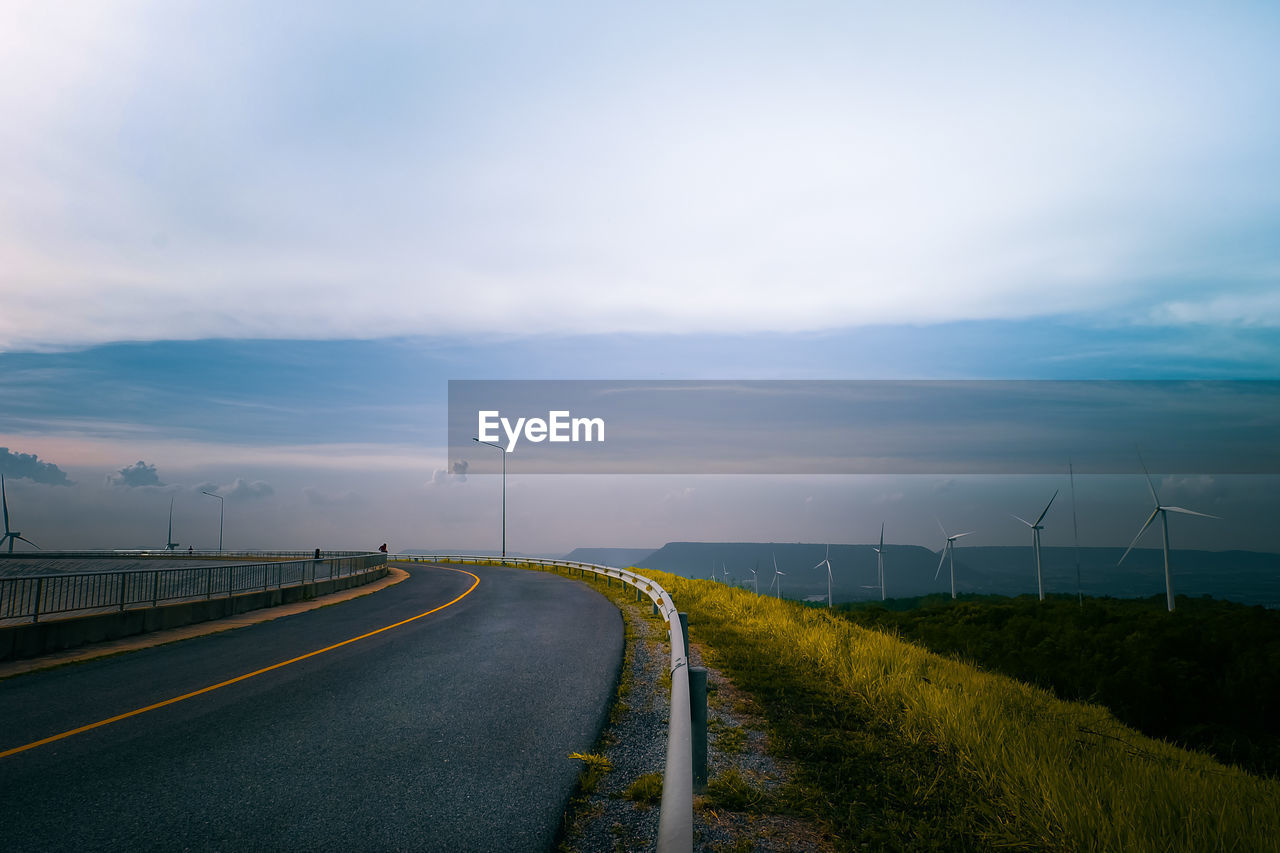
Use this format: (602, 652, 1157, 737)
(0, 562, 623, 852)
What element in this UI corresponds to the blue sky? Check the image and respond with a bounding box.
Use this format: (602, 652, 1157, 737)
(1, 2, 1278, 556)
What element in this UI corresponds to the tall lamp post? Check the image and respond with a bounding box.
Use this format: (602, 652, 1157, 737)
(472, 437, 506, 559)
(201, 490, 224, 553)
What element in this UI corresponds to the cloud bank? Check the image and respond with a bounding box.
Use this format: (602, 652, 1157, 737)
(1, 447, 73, 485)
(1, 2, 1278, 350)
(108, 460, 164, 488)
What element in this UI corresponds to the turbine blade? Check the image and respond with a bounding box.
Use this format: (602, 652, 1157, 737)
(879, 522, 884, 550)
(951, 531, 975, 540)
(2, 474, 9, 533)
(934, 547, 947, 581)
(936, 517, 947, 538)
(17, 536, 39, 549)
(1137, 448, 1160, 505)
(1012, 514, 1033, 527)
(1163, 506, 1221, 520)
(1118, 507, 1161, 564)
(1034, 490, 1059, 526)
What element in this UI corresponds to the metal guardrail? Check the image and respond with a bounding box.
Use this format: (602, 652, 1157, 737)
(0, 553, 387, 624)
(0, 550, 376, 561)
(401, 554, 693, 853)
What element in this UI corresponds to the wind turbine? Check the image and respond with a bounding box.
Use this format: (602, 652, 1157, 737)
(768, 554, 785, 599)
(1069, 460, 1083, 607)
(874, 522, 885, 601)
(935, 519, 974, 599)
(1, 474, 40, 553)
(1118, 453, 1219, 612)
(748, 566, 759, 595)
(813, 544, 833, 609)
(164, 497, 180, 550)
(1013, 489, 1058, 601)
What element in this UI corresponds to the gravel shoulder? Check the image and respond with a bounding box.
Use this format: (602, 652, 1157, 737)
(557, 578, 836, 853)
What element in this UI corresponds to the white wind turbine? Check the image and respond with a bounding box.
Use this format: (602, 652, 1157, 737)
(748, 566, 759, 595)
(1118, 454, 1219, 612)
(935, 519, 974, 599)
(874, 522, 886, 601)
(768, 554, 785, 599)
(2, 475, 40, 553)
(1013, 490, 1058, 601)
(164, 497, 180, 551)
(812, 544, 833, 609)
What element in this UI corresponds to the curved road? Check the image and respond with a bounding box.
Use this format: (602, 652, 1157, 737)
(0, 562, 623, 852)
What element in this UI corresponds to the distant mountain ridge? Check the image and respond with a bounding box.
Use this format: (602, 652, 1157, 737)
(561, 547, 660, 567)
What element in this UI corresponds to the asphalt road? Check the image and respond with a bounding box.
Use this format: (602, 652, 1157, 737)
(0, 562, 624, 852)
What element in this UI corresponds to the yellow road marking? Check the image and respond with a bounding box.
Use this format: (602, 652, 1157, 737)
(0, 565, 481, 760)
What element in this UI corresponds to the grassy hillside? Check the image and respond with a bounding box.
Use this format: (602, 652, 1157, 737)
(640, 570, 1280, 852)
(835, 593, 1280, 778)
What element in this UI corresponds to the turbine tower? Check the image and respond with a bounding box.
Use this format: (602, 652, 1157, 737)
(769, 554, 785, 599)
(1118, 454, 1218, 612)
(1, 474, 40, 553)
(812, 544, 833, 609)
(1013, 490, 1058, 601)
(165, 497, 180, 551)
(874, 522, 885, 601)
(935, 519, 974, 600)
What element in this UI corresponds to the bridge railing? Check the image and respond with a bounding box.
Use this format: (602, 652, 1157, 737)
(0, 553, 388, 624)
(400, 555, 693, 853)
(0, 550, 376, 561)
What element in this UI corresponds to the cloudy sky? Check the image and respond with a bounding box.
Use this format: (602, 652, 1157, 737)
(1, 1, 1278, 556)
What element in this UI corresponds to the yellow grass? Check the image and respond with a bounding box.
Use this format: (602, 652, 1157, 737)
(646, 570, 1280, 852)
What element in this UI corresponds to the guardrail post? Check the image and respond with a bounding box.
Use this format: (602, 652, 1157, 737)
(678, 612, 689, 660)
(33, 577, 44, 623)
(151, 571, 159, 607)
(690, 666, 708, 793)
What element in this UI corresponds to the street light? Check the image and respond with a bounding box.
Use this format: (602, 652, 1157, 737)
(472, 437, 506, 559)
(201, 490, 224, 553)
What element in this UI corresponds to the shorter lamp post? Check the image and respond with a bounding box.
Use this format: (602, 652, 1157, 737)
(201, 490, 224, 553)
(472, 437, 506, 559)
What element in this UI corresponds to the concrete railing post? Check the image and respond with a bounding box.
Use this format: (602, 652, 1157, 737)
(678, 612, 689, 661)
(689, 666, 708, 793)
